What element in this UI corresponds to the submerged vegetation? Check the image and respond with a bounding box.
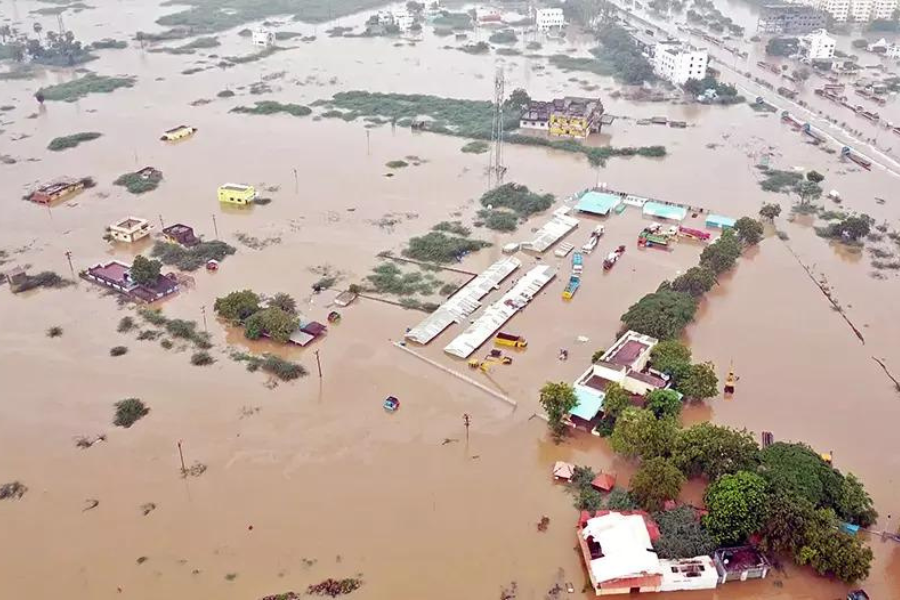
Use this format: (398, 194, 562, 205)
(113, 398, 149, 428)
(114, 170, 162, 194)
(38, 74, 136, 103)
(460, 140, 489, 154)
(403, 231, 491, 263)
(48, 132, 102, 151)
(231, 351, 307, 381)
(151, 240, 237, 271)
(317, 91, 665, 166)
(365, 262, 442, 296)
(149, 36, 220, 55)
(10, 271, 74, 293)
(231, 101, 311, 117)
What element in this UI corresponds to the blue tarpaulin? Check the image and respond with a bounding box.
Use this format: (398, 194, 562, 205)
(577, 191, 622, 216)
(570, 387, 604, 420)
(642, 201, 687, 222)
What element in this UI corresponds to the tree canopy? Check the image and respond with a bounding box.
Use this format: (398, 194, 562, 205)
(130, 255, 161, 286)
(649, 340, 692, 380)
(630, 457, 685, 512)
(268, 292, 297, 315)
(676, 362, 718, 401)
(703, 470, 769, 545)
(243, 307, 299, 343)
(669, 266, 716, 297)
(610, 407, 677, 459)
(601, 382, 631, 420)
(214, 290, 262, 324)
(645, 389, 683, 420)
(734, 217, 764, 245)
(653, 506, 716, 559)
(672, 423, 759, 481)
(539, 381, 578, 442)
(700, 230, 742, 275)
(620, 290, 698, 340)
(759, 203, 782, 220)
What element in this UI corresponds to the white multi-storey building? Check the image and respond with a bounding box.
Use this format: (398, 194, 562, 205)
(799, 29, 836, 60)
(797, 0, 899, 22)
(653, 41, 708, 85)
(536, 7, 565, 30)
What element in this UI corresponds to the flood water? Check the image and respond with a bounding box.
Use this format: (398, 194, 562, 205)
(1, 1, 900, 599)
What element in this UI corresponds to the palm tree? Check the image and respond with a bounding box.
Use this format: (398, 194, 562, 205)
(33, 22, 43, 40)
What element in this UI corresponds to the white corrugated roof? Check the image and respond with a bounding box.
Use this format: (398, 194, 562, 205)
(520, 207, 579, 253)
(581, 513, 662, 585)
(444, 265, 556, 358)
(404, 256, 521, 345)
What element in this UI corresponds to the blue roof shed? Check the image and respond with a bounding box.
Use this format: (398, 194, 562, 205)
(570, 387, 605, 421)
(642, 201, 687, 222)
(576, 191, 622, 216)
(706, 214, 736, 229)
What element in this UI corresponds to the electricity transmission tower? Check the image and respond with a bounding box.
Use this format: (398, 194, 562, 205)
(488, 67, 507, 189)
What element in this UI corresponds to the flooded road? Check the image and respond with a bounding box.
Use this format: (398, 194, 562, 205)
(2, 1, 900, 599)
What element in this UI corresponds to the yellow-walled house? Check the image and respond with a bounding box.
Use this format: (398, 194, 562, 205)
(160, 125, 198, 141)
(217, 183, 256, 205)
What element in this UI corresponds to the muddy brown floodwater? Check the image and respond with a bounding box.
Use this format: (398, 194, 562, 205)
(1, 1, 900, 599)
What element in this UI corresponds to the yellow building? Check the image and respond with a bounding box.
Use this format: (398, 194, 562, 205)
(549, 113, 591, 138)
(160, 125, 197, 141)
(217, 183, 256, 205)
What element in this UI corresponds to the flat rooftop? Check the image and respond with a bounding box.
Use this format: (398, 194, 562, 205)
(220, 183, 253, 191)
(113, 217, 147, 230)
(89, 261, 130, 284)
(607, 339, 650, 367)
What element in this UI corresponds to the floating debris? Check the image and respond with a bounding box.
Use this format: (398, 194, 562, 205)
(182, 461, 208, 478)
(140, 502, 157, 516)
(0, 481, 27, 500)
(83, 498, 100, 511)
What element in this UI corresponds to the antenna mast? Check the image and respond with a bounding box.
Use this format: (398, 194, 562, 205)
(489, 67, 507, 189)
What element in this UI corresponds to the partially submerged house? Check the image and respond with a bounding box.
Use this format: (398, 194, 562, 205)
(576, 191, 623, 216)
(136, 166, 162, 180)
(519, 97, 606, 138)
(252, 28, 275, 46)
(4, 266, 28, 291)
(82, 260, 178, 303)
(713, 547, 770, 583)
(570, 331, 670, 429)
(160, 125, 197, 141)
(217, 183, 256, 205)
(108, 217, 152, 243)
(578, 511, 718, 595)
(27, 178, 90, 205)
(162, 223, 200, 247)
(288, 320, 327, 347)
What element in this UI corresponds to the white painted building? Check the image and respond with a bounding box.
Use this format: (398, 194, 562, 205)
(803, 0, 899, 22)
(391, 9, 414, 31)
(653, 41, 708, 85)
(251, 28, 275, 47)
(887, 44, 900, 59)
(536, 7, 565, 30)
(799, 29, 836, 60)
(108, 217, 152, 244)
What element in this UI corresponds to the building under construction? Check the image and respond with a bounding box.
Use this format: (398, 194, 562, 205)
(757, 5, 827, 35)
(519, 97, 607, 139)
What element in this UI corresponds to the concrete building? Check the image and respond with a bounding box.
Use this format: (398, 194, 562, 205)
(799, 29, 836, 60)
(27, 179, 88, 205)
(803, 0, 899, 22)
(252, 28, 275, 46)
(757, 5, 828, 34)
(162, 223, 200, 247)
(392, 9, 414, 31)
(217, 183, 256, 205)
(887, 43, 900, 59)
(108, 217, 152, 243)
(577, 511, 719, 595)
(653, 40, 708, 85)
(82, 260, 179, 303)
(714, 547, 771, 583)
(160, 125, 197, 141)
(536, 7, 565, 30)
(519, 97, 606, 138)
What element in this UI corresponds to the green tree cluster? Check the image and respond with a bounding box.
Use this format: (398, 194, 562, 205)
(539, 381, 578, 442)
(243, 307, 298, 343)
(610, 407, 678, 459)
(703, 470, 769, 545)
(733, 217, 764, 245)
(669, 266, 716, 297)
(671, 423, 759, 480)
(214, 290, 261, 324)
(620, 290, 698, 340)
(759, 203, 782, 220)
(130, 255, 162, 286)
(700, 229, 743, 274)
(630, 457, 685, 511)
(652, 506, 716, 559)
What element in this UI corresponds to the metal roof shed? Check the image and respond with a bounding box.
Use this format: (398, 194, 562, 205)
(642, 201, 687, 222)
(576, 191, 622, 216)
(706, 214, 736, 229)
(570, 387, 605, 421)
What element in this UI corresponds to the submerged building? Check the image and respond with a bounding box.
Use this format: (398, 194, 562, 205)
(82, 260, 178, 303)
(108, 217, 153, 244)
(578, 511, 718, 595)
(757, 5, 827, 34)
(519, 97, 606, 139)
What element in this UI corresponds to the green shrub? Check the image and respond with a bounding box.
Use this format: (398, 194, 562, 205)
(46, 326, 63, 338)
(476, 209, 519, 232)
(117, 316, 136, 333)
(114, 398, 149, 428)
(38, 74, 135, 102)
(403, 231, 491, 263)
(48, 132, 102, 151)
(230, 101, 311, 117)
(110, 345, 129, 357)
(151, 240, 236, 271)
(191, 351, 215, 366)
(114, 170, 162, 194)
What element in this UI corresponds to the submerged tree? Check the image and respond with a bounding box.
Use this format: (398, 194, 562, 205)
(130, 255, 161, 285)
(630, 457, 685, 511)
(539, 381, 578, 442)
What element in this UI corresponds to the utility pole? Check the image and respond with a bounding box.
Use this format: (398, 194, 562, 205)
(463, 413, 471, 442)
(314, 350, 322, 379)
(64, 250, 74, 278)
(177, 440, 186, 475)
(158, 214, 165, 231)
(211, 213, 219, 240)
(366, 129, 370, 156)
(293, 168, 298, 195)
(201, 306, 208, 334)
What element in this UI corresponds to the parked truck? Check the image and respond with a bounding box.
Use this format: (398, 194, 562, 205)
(495, 332, 527, 349)
(562, 274, 581, 300)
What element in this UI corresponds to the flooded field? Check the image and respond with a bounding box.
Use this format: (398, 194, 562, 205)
(2, 1, 900, 599)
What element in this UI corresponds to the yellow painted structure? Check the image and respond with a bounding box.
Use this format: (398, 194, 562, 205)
(160, 125, 197, 141)
(217, 183, 256, 205)
(549, 114, 590, 139)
